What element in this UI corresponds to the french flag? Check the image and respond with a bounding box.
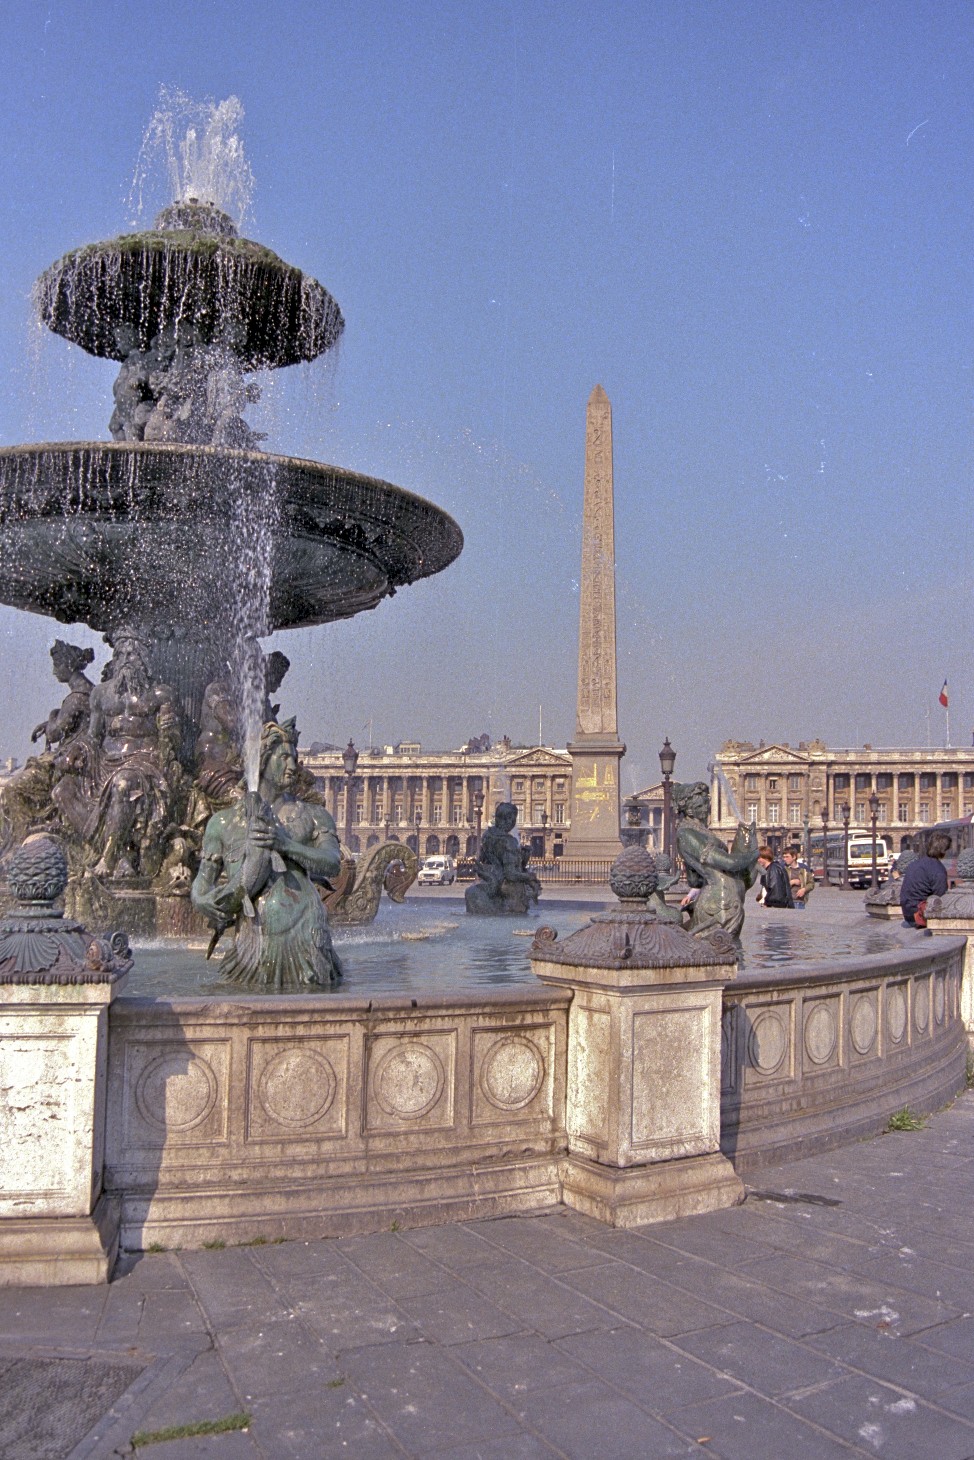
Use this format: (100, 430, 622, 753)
(939, 680, 949, 709)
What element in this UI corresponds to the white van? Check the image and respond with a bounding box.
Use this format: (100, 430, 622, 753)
(417, 855, 456, 886)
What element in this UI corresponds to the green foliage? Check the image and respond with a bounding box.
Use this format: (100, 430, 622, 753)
(202, 1238, 226, 1250)
(886, 1106, 926, 1131)
(145, 1242, 166, 1253)
(131, 1413, 250, 1448)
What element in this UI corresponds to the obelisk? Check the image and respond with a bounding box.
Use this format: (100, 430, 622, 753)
(565, 385, 625, 858)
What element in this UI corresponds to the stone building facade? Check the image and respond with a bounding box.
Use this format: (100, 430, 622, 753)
(302, 743, 573, 858)
(711, 740, 974, 852)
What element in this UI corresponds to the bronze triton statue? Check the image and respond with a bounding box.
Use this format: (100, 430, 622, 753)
(465, 802, 541, 916)
(191, 719, 343, 988)
(673, 780, 758, 940)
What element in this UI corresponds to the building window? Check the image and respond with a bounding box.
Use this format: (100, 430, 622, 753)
(834, 774, 850, 791)
(746, 802, 758, 822)
(897, 802, 909, 822)
(555, 779, 565, 792)
(354, 801, 364, 825)
(534, 779, 544, 792)
(965, 804, 973, 817)
(432, 802, 442, 824)
(855, 802, 866, 823)
(452, 805, 463, 824)
(877, 803, 888, 824)
(767, 778, 778, 791)
(918, 802, 930, 824)
(898, 773, 914, 790)
(942, 802, 953, 820)
(514, 804, 525, 823)
(876, 774, 893, 791)
(920, 774, 936, 791)
(942, 773, 958, 789)
(964, 773, 974, 791)
(789, 803, 802, 824)
(554, 803, 565, 824)
(513, 780, 524, 793)
(855, 774, 871, 791)
(745, 775, 758, 792)
(789, 775, 802, 791)
(767, 803, 779, 824)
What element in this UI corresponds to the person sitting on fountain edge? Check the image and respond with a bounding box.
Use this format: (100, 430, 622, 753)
(899, 832, 949, 928)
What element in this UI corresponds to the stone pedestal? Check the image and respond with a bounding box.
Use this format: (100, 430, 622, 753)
(0, 834, 131, 1284)
(531, 881, 744, 1227)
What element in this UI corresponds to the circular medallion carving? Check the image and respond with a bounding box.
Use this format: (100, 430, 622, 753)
(888, 985, 908, 1044)
(136, 1054, 217, 1132)
(934, 974, 946, 1026)
(804, 1003, 837, 1065)
(373, 1043, 444, 1119)
(480, 1037, 545, 1111)
(850, 996, 877, 1056)
(747, 1011, 788, 1076)
(258, 1047, 337, 1128)
(914, 979, 930, 1033)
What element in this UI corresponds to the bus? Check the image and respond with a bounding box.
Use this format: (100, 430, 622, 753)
(908, 816, 974, 885)
(808, 830, 893, 888)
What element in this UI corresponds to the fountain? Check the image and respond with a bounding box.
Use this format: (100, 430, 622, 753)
(0, 97, 461, 943)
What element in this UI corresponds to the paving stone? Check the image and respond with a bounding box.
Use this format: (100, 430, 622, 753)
(451, 1332, 591, 1398)
(112, 1250, 191, 1290)
(397, 1283, 526, 1345)
(670, 1320, 848, 1400)
(425, 1433, 559, 1458)
(510, 1377, 704, 1458)
(462, 1260, 620, 1339)
(126, 1432, 260, 1459)
(908, 1313, 974, 1363)
(339, 1231, 463, 1297)
(216, 1315, 342, 1399)
(128, 1349, 242, 1434)
(669, 1388, 861, 1458)
(340, 1341, 526, 1452)
(802, 1318, 974, 1394)
(247, 1385, 404, 1458)
(137, 1288, 210, 1348)
(556, 1326, 744, 1414)
(289, 1275, 419, 1350)
(0, 1285, 106, 1343)
(558, 1261, 729, 1337)
(397, 1222, 502, 1269)
(750, 1251, 962, 1335)
(178, 1248, 285, 1328)
(93, 1283, 146, 1343)
(249, 1238, 356, 1280)
(644, 1218, 789, 1270)
(461, 1214, 607, 1272)
(783, 1372, 974, 1459)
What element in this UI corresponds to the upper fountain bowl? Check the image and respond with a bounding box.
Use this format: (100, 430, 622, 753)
(34, 199, 344, 369)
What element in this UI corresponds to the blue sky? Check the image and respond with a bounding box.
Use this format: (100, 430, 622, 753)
(1, 1, 972, 792)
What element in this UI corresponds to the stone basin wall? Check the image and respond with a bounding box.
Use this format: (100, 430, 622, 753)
(97, 936, 969, 1250)
(105, 987, 570, 1251)
(720, 938, 968, 1172)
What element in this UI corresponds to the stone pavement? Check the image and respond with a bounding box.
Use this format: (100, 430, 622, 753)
(3, 1091, 974, 1458)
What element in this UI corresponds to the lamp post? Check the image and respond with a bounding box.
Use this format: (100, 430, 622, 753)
(414, 807, 422, 855)
(540, 807, 549, 860)
(821, 808, 829, 884)
(341, 739, 359, 854)
(841, 801, 851, 890)
(869, 791, 880, 890)
(802, 811, 810, 869)
(473, 789, 484, 855)
(659, 737, 676, 861)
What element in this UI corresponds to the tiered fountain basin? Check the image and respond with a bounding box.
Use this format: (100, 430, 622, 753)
(0, 442, 463, 632)
(99, 905, 968, 1252)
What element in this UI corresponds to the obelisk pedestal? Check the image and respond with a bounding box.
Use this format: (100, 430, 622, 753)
(565, 385, 625, 859)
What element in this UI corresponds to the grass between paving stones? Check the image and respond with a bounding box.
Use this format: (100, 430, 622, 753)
(131, 1413, 251, 1448)
(886, 1106, 927, 1131)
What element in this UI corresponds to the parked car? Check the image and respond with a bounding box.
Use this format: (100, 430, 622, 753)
(417, 855, 457, 885)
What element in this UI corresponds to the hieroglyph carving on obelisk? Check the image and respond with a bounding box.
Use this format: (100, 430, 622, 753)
(565, 385, 625, 859)
(576, 384, 618, 738)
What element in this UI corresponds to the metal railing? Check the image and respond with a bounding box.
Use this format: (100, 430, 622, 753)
(531, 858, 613, 885)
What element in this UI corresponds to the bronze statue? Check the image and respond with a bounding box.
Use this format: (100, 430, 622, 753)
(0, 640, 96, 851)
(673, 781, 758, 939)
(85, 629, 182, 879)
(191, 719, 343, 988)
(465, 802, 541, 916)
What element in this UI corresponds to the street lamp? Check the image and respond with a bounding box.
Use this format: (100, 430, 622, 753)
(869, 791, 880, 890)
(802, 811, 810, 869)
(540, 807, 549, 860)
(821, 808, 829, 884)
(659, 737, 676, 861)
(414, 807, 422, 854)
(341, 739, 359, 853)
(841, 801, 851, 890)
(473, 789, 484, 855)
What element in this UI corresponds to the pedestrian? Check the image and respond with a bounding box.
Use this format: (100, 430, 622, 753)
(899, 832, 949, 927)
(755, 846, 794, 908)
(782, 847, 814, 909)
